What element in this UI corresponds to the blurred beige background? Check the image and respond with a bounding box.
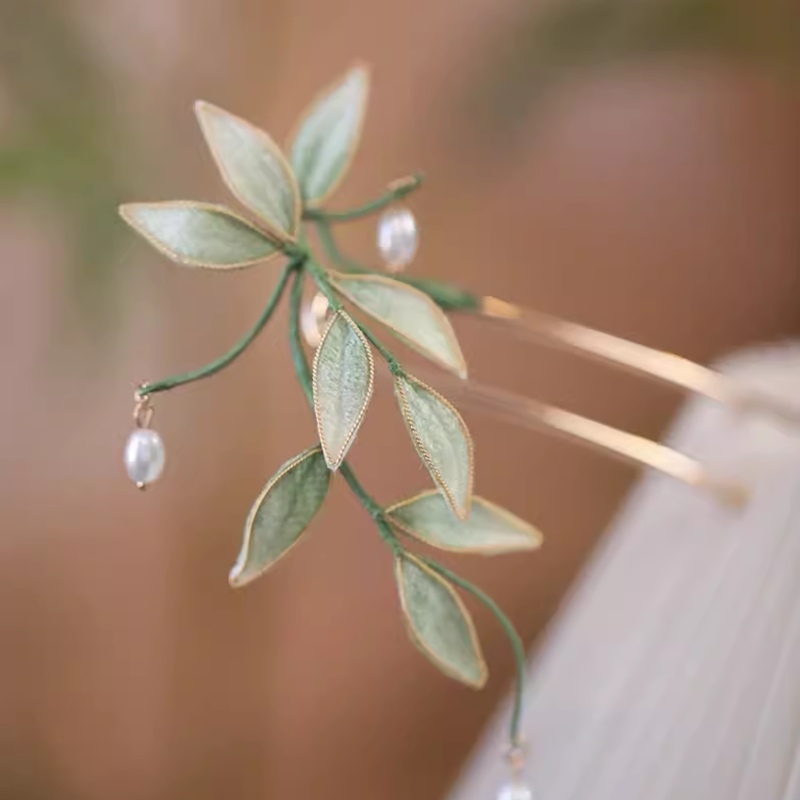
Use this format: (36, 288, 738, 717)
(0, 0, 798, 798)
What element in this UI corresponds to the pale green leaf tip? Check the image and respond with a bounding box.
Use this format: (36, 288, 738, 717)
(194, 99, 213, 116)
(228, 552, 251, 587)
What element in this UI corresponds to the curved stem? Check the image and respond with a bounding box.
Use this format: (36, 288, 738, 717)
(288, 267, 314, 403)
(304, 173, 425, 222)
(421, 556, 526, 748)
(304, 258, 343, 311)
(314, 220, 368, 273)
(355, 320, 402, 373)
(139, 259, 299, 397)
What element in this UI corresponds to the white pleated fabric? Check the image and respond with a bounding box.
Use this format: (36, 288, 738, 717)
(450, 344, 800, 800)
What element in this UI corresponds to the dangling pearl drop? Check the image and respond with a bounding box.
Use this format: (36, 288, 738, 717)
(126, 392, 165, 489)
(497, 741, 535, 800)
(497, 782, 534, 800)
(377, 206, 418, 272)
(125, 428, 166, 489)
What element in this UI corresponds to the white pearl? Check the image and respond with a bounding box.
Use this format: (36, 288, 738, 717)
(124, 429, 165, 487)
(377, 207, 418, 269)
(497, 781, 534, 800)
(301, 292, 331, 348)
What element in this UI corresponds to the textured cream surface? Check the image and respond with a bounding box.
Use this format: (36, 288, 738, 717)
(451, 343, 800, 800)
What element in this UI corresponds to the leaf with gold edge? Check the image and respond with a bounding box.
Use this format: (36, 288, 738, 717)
(195, 101, 300, 239)
(289, 66, 369, 204)
(394, 374, 474, 519)
(313, 310, 374, 470)
(395, 553, 487, 688)
(332, 273, 467, 378)
(119, 202, 280, 269)
(229, 446, 330, 587)
(387, 491, 542, 554)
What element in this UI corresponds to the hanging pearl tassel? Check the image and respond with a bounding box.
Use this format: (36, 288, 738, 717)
(497, 782, 534, 800)
(377, 206, 418, 272)
(496, 742, 535, 800)
(125, 391, 165, 490)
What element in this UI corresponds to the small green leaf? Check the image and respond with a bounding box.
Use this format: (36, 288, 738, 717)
(332, 273, 467, 378)
(229, 446, 330, 587)
(388, 491, 542, 553)
(394, 374, 474, 519)
(313, 310, 374, 470)
(119, 202, 280, 268)
(195, 101, 300, 239)
(289, 66, 369, 204)
(395, 553, 487, 688)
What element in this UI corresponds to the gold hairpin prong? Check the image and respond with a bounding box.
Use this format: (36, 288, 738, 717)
(401, 363, 750, 509)
(480, 297, 800, 428)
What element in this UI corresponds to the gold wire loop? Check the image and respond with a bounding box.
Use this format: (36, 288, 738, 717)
(386, 175, 417, 193)
(505, 739, 528, 778)
(133, 389, 154, 429)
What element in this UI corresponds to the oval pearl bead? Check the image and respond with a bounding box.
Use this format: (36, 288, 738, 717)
(377, 207, 418, 269)
(301, 292, 331, 349)
(124, 429, 166, 487)
(497, 782, 534, 800)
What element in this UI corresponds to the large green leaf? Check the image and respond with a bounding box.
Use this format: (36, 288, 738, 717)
(313, 310, 374, 470)
(195, 101, 300, 239)
(394, 374, 473, 519)
(395, 553, 487, 688)
(387, 491, 542, 553)
(229, 446, 330, 587)
(289, 66, 369, 204)
(332, 273, 467, 378)
(119, 202, 280, 268)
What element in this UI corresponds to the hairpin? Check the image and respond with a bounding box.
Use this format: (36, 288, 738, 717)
(119, 64, 762, 800)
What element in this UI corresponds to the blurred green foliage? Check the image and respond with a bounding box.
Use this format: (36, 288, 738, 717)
(0, 0, 130, 322)
(0, 0, 796, 317)
(473, 0, 800, 133)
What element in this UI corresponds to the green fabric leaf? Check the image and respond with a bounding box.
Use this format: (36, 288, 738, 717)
(395, 553, 487, 688)
(313, 310, 374, 470)
(387, 491, 543, 553)
(119, 202, 280, 268)
(332, 273, 467, 378)
(195, 101, 300, 239)
(229, 446, 330, 587)
(289, 66, 369, 204)
(394, 374, 473, 519)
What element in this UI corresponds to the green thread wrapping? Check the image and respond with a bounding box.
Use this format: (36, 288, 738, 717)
(303, 172, 425, 222)
(313, 218, 480, 312)
(139, 258, 299, 396)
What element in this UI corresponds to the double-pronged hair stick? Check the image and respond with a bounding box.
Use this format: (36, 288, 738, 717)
(117, 63, 783, 799)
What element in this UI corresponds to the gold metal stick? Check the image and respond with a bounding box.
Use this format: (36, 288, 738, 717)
(480, 297, 800, 427)
(402, 363, 749, 509)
